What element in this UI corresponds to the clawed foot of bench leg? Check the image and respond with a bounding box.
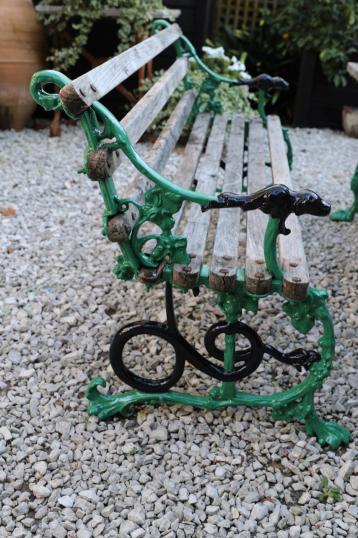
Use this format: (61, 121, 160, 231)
(330, 206, 356, 222)
(86, 378, 137, 419)
(304, 409, 351, 449)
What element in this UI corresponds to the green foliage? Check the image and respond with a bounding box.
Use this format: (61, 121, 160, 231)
(319, 476, 342, 503)
(37, 0, 163, 71)
(133, 48, 254, 133)
(268, 0, 358, 87)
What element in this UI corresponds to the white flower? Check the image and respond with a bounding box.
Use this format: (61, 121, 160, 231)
(239, 71, 252, 80)
(202, 46, 229, 61)
(228, 56, 247, 72)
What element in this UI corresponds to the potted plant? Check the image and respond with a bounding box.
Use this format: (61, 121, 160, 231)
(35, 0, 165, 72)
(0, 0, 46, 130)
(268, 0, 358, 127)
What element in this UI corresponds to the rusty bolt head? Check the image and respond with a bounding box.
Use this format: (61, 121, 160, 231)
(223, 255, 232, 261)
(219, 268, 229, 274)
(289, 261, 298, 268)
(256, 259, 265, 265)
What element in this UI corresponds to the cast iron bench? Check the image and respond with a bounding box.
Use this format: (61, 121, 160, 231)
(30, 20, 350, 448)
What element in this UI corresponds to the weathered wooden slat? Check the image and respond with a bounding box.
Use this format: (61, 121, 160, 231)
(267, 115, 309, 301)
(122, 58, 187, 145)
(139, 110, 210, 282)
(245, 118, 273, 294)
(124, 89, 196, 202)
(60, 24, 182, 114)
(209, 114, 245, 292)
(173, 112, 211, 231)
(86, 58, 188, 180)
(173, 113, 228, 288)
(107, 90, 196, 244)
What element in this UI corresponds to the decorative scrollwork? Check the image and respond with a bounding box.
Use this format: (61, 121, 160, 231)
(130, 186, 190, 269)
(109, 283, 321, 393)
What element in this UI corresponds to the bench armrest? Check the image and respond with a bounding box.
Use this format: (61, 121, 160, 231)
(203, 184, 330, 283)
(202, 184, 331, 235)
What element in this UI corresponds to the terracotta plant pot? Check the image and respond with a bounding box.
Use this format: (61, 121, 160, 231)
(0, 0, 46, 130)
(342, 106, 358, 138)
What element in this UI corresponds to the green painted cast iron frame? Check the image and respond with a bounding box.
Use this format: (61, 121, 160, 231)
(30, 23, 350, 449)
(330, 164, 358, 222)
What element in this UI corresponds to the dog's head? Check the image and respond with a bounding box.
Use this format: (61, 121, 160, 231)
(293, 190, 331, 217)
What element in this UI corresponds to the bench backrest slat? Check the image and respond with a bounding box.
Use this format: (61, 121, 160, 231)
(122, 58, 187, 146)
(123, 89, 196, 206)
(101, 58, 187, 178)
(267, 115, 309, 300)
(108, 90, 196, 245)
(69, 24, 182, 108)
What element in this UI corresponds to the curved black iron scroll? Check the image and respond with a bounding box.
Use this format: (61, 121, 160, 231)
(109, 283, 320, 393)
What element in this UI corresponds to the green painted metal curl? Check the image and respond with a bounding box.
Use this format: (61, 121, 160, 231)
(264, 217, 283, 281)
(330, 164, 358, 222)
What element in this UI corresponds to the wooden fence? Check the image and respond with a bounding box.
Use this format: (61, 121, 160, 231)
(214, 0, 279, 35)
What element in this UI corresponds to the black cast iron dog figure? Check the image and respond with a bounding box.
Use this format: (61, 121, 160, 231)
(203, 184, 331, 235)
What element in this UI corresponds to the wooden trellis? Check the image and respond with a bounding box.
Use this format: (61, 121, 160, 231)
(214, 0, 279, 35)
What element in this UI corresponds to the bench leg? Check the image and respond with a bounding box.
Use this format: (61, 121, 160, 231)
(269, 289, 351, 448)
(271, 391, 351, 450)
(85, 286, 350, 449)
(330, 164, 358, 222)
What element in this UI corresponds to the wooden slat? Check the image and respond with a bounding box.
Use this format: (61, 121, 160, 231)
(245, 118, 272, 294)
(124, 89, 196, 204)
(122, 58, 187, 145)
(131, 90, 196, 256)
(267, 115, 309, 301)
(209, 114, 245, 292)
(173, 112, 211, 230)
(98, 58, 188, 179)
(71, 24, 182, 107)
(36, 6, 181, 20)
(108, 90, 196, 244)
(173, 113, 228, 288)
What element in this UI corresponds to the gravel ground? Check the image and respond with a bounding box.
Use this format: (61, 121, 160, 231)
(0, 124, 357, 538)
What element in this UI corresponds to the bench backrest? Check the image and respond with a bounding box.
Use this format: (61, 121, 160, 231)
(60, 23, 183, 115)
(58, 22, 192, 187)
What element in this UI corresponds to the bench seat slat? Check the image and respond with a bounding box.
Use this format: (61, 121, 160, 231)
(267, 115, 309, 301)
(70, 24, 182, 108)
(173, 113, 228, 288)
(245, 118, 273, 294)
(209, 114, 245, 292)
(173, 112, 211, 230)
